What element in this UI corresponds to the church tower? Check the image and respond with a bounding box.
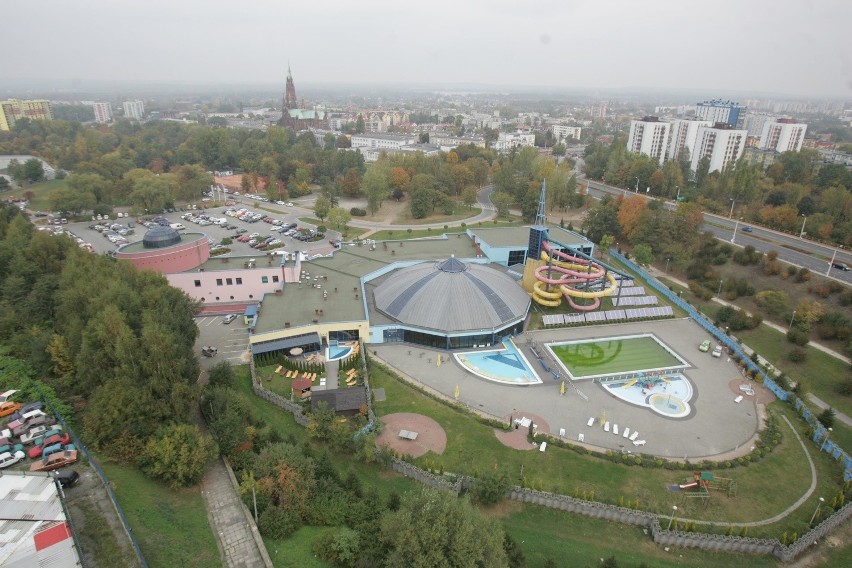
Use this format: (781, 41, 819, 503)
(280, 65, 298, 127)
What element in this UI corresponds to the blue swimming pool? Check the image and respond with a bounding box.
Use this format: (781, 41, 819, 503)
(454, 339, 541, 385)
(327, 342, 353, 361)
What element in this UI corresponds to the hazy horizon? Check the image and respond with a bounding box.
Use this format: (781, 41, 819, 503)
(3, 0, 851, 100)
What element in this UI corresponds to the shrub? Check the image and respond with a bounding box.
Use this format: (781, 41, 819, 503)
(794, 268, 812, 283)
(258, 506, 301, 539)
(141, 424, 219, 488)
(788, 348, 808, 362)
(818, 408, 836, 429)
(312, 527, 360, 567)
(349, 207, 367, 216)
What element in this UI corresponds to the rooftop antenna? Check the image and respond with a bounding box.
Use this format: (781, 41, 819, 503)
(534, 178, 547, 228)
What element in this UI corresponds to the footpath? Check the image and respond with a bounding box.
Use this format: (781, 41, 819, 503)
(649, 267, 852, 428)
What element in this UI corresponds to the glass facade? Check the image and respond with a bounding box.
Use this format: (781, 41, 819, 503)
(380, 320, 525, 350)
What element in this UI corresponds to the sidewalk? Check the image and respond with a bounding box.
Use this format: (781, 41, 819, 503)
(649, 267, 852, 427)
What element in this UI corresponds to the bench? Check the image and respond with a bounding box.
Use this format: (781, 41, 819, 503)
(399, 430, 418, 441)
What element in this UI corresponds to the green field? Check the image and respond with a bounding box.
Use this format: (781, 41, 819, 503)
(551, 335, 685, 378)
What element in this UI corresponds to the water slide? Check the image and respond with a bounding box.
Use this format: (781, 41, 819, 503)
(531, 242, 618, 310)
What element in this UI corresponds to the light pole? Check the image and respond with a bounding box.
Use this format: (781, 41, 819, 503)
(718, 279, 724, 295)
(821, 427, 833, 451)
(675, 186, 681, 202)
(728, 198, 736, 219)
(809, 497, 825, 525)
(667, 505, 678, 530)
(665, 257, 671, 273)
(789, 310, 796, 331)
(799, 214, 807, 239)
(731, 218, 741, 243)
(635, 177, 640, 193)
(827, 249, 839, 276)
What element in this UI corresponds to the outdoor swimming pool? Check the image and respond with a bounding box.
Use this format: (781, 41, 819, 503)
(454, 339, 541, 385)
(600, 373, 693, 418)
(327, 341, 353, 361)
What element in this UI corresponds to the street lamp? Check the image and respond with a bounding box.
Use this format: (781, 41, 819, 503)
(728, 198, 736, 219)
(821, 427, 833, 451)
(635, 177, 640, 193)
(789, 310, 797, 331)
(718, 280, 724, 295)
(665, 257, 671, 273)
(799, 214, 807, 239)
(675, 186, 681, 202)
(667, 505, 678, 530)
(731, 218, 741, 243)
(809, 497, 825, 525)
(827, 249, 839, 276)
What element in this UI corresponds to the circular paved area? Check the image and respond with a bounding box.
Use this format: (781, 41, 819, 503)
(495, 412, 550, 450)
(727, 378, 776, 405)
(376, 413, 447, 458)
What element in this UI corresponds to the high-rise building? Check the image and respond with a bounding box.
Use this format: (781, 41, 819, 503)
(690, 124, 747, 173)
(627, 117, 670, 164)
(92, 102, 113, 124)
(0, 99, 53, 131)
(695, 99, 747, 129)
(758, 118, 807, 153)
(123, 100, 145, 120)
(743, 113, 774, 137)
(666, 119, 712, 162)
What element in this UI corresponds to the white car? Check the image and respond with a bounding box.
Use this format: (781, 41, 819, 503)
(0, 450, 26, 469)
(223, 314, 238, 324)
(712, 345, 723, 358)
(285, 202, 294, 207)
(20, 425, 51, 445)
(276, 201, 286, 205)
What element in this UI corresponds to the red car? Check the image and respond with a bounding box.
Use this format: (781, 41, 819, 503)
(28, 433, 71, 459)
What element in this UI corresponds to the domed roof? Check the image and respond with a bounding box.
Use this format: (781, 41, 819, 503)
(373, 258, 530, 333)
(142, 225, 181, 249)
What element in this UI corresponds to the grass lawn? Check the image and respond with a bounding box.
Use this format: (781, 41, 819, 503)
(6, 178, 69, 211)
(499, 502, 782, 568)
(550, 335, 684, 378)
(98, 458, 220, 568)
(264, 526, 332, 568)
(368, 217, 522, 241)
(369, 362, 827, 533)
(390, 206, 483, 226)
(71, 499, 129, 568)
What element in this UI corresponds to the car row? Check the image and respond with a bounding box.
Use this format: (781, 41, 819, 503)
(0, 393, 78, 473)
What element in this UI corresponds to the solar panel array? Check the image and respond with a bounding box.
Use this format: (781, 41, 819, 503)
(616, 278, 634, 287)
(616, 286, 645, 296)
(542, 305, 673, 326)
(612, 295, 659, 307)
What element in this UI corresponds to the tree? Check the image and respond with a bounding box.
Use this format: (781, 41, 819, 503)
(461, 186, 477, 209)
(130, 174, 173, 212)
(314, 195, 331, 222)
(362, 165, 390, 215)
(340, 168, 361, 197)
(552, 142, 566, 157)
(355, 114, 365, 134)
(471, 469, 510, 505)
(23, 159, 45, 184)
(174, 164, 214, 202)
(381, 488, 509, 568)
(390, 167, 410, 190)
(141, 424, 218, 488)
(48, 188, 95, 216)
(492, 191, 513, 218)
(207, 361, 235, 388)
(0, 177, 9, 191)
(327, 207, 351, 230)
(818, 407, 835, 429)
(583, 197, 621, 243)
(633, 243, 654, 266)
(617, 196, 648, 241)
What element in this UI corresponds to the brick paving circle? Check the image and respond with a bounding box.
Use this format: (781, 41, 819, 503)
(727, 378, 776, 404)
(376, 413, 447, 458)
(494, 412, 550, 450)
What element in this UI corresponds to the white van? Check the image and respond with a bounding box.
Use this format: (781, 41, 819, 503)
(170, 223, 187, 231)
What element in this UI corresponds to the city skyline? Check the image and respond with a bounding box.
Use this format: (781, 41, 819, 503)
(2, 0, 851, 99)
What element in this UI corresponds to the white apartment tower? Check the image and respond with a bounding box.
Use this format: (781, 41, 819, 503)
(92, 102, 112, 124)
(695, 99, 747, 129)
(690, 124, 747, 173)
(758, 119, 807, 153)
(123, 100, 145, 120)
(666, 119, 712, 162)
(627, 117, 670, 164)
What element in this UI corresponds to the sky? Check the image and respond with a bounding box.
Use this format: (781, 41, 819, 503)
(4, 0, 851, 98)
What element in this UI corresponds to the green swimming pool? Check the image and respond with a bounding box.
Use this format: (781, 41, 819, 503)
(549, 334, 686, 379)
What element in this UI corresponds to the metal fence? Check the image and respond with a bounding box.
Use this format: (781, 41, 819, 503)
(610, 250, 852, 482)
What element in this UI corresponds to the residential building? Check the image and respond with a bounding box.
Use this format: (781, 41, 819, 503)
(123, 100, 145, 120)
(695, 99, 747, 129)
(92, 102, 113, 123)
(350, 133, 417, 150)
(429, 132, 487, 151)
(665, 119, 712, 162)
(0, 99, 53, 131)
(758, 118, 807, 153)
(690, 124, 747, 173)
(493, 131, 535, 151)
(552, 124, 582, 141)
(743, 113, 774, 137)
(627, 117, 670, 164)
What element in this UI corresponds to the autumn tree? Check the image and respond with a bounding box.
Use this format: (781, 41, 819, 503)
(340, 168, 362, 197)
(327, 207, 351, 230)
(313, 195, 331, 222)
(618, 196, 648, 241)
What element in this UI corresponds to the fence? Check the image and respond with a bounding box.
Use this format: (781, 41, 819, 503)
(610, 250, 852, 482)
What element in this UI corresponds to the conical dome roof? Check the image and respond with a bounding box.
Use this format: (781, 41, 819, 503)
(142, 225, 181, 248)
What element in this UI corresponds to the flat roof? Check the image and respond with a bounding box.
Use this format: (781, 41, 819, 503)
(116, 232, 207, 254)
(193, 254, 286, 272)
(470, 226, 590, 249)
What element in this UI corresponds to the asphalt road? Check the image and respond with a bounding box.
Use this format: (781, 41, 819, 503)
(582, 178, 852, 285)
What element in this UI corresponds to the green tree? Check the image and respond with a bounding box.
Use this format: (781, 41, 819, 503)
(0, 176, 9, 191)
(312, 527, 360, 568)
(362, 165, 390, 215)
(461, 186, 477, 209)
(48, 188, 96, 216)
(492, 191, 513, 218)
(633, 243, 654, 265)
(67, 172, 112, 204)
(314, 195, 331, 222)
(381, 488, 509, 568)
(327, 207, 351, 230)
(174, 164, 214, 202)
(471, 469, 510, 505)
(355, 114, 365, 134)
(23, 158, 45, 183)
(207, 361, 235, 388)
(583, 197, 621, 243)
(141, 424, 218, 488)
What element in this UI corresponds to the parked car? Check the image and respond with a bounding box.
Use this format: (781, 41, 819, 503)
(0, 401, 22, 417)
(0, 450, 26, 469)
(20, 425, 52, 445)
(51, 469, 80, 488)
(30, 449, 78, 472)
(0, 389, 18, 403)
(698, 340, 711, 352)
(0, 443, 25, 455)
(201, 346, 218, 357)
(712, 345, 724, 358)
(28, 433, 71, 459)
(223, 314, 238, 324)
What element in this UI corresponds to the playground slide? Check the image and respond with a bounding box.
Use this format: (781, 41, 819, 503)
(679, 481, 699, 490)
(530, 242, 618, 310)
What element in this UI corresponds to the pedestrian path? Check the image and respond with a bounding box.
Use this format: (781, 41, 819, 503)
(201, 457, 270, 568)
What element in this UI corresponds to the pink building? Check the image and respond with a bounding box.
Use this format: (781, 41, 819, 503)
(167, 258, 286, 304)
(115, 227, 209, 273)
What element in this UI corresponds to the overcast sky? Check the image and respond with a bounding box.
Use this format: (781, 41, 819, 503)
(4, 0, 850, 98)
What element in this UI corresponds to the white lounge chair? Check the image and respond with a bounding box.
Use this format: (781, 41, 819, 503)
(613, 424, 619, 436)
(539, 442, 547, 452)
(604, 421, 610, 432)
(734, 395, 743, 403)
(559, 428, 565, 438)
(622, 427, 630, 439)
(578, 433, 585, 442)
(587, 417, 595, 427)
(633, 439, 646, 446)
(630, 431, 639, 441)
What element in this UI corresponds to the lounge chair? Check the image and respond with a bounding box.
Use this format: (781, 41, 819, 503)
(633, 440, 646, 447)
(274, 365, 282, 374)
(629, 431, 639, 441)
(604, 421, 610, 432)
(622, 427, 630, 439)
(539, 442, 547, 452)
(734, 395, 743, 403)
(586, 417, 595, 427)
(613, 424, 619, 436)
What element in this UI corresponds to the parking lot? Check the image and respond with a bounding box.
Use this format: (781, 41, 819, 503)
(195, 314, 251, 369)
(56, 199, 340, 257)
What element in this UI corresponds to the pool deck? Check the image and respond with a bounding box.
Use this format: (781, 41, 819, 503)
(371, 319, 762, 460)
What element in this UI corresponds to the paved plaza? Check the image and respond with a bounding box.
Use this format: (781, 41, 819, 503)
(372, 318, 765, 460)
